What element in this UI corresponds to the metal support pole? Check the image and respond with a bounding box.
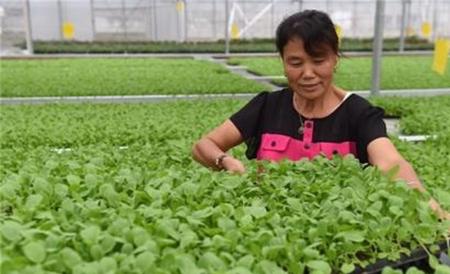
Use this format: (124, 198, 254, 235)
(271, 0, 274, 37)
(352, 0, 357, 37)
(121, 0, 127, 42)
(213, 0, 217, 39)
(23, 0, 33, 54)
(184, 0, 188, 42)
(431, 0, 438, 41)
(0, 7, 4, 52)
(145, 0, 151, 40)
(176, 1, 181, 42)
(298, 0, 303, 11)
(90, 0, 96, 41)
(371, 0, 385, 96)
(399, 0, 407, 52)
(57, 0, 63, 40)
(406, 0, 411, 38)
(152, 0, 157, 40)
(225, 0, 230, 55)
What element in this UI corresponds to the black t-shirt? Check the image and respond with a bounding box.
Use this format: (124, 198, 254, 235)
(229, 88, 387, 164)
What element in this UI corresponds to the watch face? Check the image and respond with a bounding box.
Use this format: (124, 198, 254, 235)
(216, 154, 228, 168)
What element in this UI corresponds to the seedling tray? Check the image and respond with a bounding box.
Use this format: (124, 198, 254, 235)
(352, 241, 449, 274)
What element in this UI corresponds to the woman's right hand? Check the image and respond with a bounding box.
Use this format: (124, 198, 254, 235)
(222, 156, 246, 174)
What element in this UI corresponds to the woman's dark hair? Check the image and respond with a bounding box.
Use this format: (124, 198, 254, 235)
(275, 10, 339, 57)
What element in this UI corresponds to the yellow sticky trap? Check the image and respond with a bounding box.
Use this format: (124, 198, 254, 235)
(432, 39, 449, 75)
(176, 1, 184, 12)
(335, 24, 343, 43)
(63, 22, 74, 40)
(421, 22, 431, 38)
(231, 23, 240, 39)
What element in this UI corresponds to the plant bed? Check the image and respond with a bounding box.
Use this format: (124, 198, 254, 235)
(227, 56, 450, 90)
(0, 58, 267, 97)
(15, 37, 433, 54)
(1, 99, 450, 273)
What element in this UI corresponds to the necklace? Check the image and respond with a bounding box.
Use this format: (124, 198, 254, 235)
(298, 114, 304, 136)
(293, 94, 304, 136)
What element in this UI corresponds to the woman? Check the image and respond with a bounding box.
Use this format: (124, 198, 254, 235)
(192, 10, 448, 219)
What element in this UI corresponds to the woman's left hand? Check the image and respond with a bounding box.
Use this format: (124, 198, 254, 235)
(429, 198, 450, 221)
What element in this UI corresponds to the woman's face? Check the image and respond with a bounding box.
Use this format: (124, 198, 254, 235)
(282, 38, 337, 100)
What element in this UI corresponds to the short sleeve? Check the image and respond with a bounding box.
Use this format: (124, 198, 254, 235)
(357, 105, 388, 149)
(229, 91, 268, 140)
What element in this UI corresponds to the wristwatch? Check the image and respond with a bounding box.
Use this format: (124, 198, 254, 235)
(215, 154, 229, 169)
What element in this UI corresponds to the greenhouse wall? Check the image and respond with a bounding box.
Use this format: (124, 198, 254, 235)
(0, 0, 449, 45)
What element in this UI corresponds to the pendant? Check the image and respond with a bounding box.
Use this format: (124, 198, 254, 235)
(298, 125, 304, 135)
